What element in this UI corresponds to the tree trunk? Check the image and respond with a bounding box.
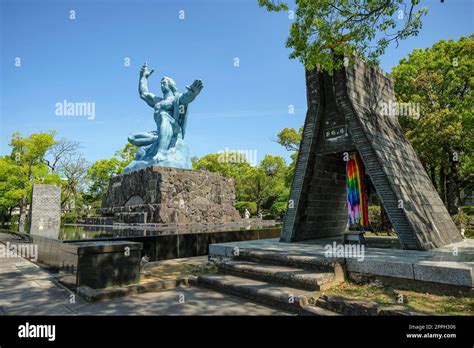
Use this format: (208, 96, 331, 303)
(8, 207, 13, 227)
(18, 197, 27, 232)
(440, 167, 447, 205)
(429, 166, 437, 191)
(19, 166, 34, 232)
(446, 158, 460, 215)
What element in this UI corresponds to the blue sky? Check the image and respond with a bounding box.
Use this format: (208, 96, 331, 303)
(1, 0, 473, 165)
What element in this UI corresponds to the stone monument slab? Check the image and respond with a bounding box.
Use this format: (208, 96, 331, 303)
(28, 184, 61, 239)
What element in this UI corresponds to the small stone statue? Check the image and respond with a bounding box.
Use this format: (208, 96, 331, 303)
(123, 62, 204, 173)
(244, 209, 250, 219)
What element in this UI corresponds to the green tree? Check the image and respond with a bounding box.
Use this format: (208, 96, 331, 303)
(259, 0, 427, 72)
(276, 127, 302, 152)
(252, 155, 289, 213)
(7, 131, 60, 230)
(84, 143, 138, 205)
(392, 35, 474, 214)
(276, 126, 303, 186)
(115, 143, 137, 172)
(193, 152, 253, 201)
(194, 153, 288, 215)
(86, 158, 122, 204)
(0, 157, 24, 226)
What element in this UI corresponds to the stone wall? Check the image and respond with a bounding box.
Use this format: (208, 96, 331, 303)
(98, 166, 240, 224)
(281, 70, 322, 242)
(301, 154, 347, 239)
(282, 71, 354, 241)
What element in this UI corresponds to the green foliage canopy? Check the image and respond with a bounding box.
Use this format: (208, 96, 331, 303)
(0, 132, 61, 221)
(392, 35, 473, 208)
(193, 152, 289, 215)
(259, 0, 428, 72)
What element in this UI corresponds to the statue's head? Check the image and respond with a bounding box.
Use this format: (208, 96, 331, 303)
(161, 76, 178, 95)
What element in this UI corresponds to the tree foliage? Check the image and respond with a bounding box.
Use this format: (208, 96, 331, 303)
(193, 152, 289, 216)
(1, 132, 61, 228)
(86, 158, 122, 202)
(259, 0, 428, 72)
(392, 35, 473, 212)
(85, 143, 137, 204)
(114, 143, 137, 171)
(276, 127, 302, 152)
(243, 155, 289, 212)
(276, 126, 303, 186)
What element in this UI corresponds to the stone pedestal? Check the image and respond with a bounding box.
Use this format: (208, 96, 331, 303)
(97, 166, 240, 224)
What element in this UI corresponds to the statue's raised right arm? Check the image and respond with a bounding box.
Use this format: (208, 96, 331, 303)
(139, 62, 161, 107)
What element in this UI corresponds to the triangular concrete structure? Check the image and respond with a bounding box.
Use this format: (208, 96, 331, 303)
(281, 59, 463, 250)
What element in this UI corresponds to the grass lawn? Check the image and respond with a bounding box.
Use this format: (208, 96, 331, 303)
(322, 282, 474, 316)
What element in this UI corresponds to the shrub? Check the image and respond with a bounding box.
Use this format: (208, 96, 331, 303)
(270, 201, 287, 214)
(235, 201, 257, 216)
(368, 205, 381, 231)
(453, 209, 470, 236)
(62, 210, 86, 224)
(269, 201, 287, 220)
(262, 213, 277, 220)
(461, 206, 474, 216)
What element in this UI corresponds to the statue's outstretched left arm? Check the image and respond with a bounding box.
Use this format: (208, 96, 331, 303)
(180, 80, 204, 105)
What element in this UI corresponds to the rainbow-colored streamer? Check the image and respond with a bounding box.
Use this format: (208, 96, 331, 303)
(346, 152, 369, 227)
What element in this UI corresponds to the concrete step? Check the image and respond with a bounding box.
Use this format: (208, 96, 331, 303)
(195, 273, 317, 314)
(300, 304, 342, 316)
(233, 249, 343, 273)
(217, 260, 335, 291)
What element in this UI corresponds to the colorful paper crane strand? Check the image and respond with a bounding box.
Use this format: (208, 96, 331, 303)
(346, 152, 369, 227)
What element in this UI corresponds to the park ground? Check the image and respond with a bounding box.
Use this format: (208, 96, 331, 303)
(0, 254, 287, 316)
(1, 248, 472, 316)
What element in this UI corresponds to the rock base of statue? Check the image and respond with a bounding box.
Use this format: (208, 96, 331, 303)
(97, 166, 241, 224)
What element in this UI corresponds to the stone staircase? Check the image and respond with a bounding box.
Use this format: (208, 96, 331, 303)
(192, 249, 345, 315)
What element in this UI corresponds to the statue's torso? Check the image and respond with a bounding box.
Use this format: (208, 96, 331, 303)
(154, 96, 174, 112)
(153, 96, 179, 130)
(154, 96, 177, 122)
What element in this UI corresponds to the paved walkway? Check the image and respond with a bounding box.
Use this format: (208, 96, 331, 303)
(0, 248, 288, 316)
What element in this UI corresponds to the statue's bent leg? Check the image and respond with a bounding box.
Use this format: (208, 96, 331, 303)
(128, 132, 159, 146)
